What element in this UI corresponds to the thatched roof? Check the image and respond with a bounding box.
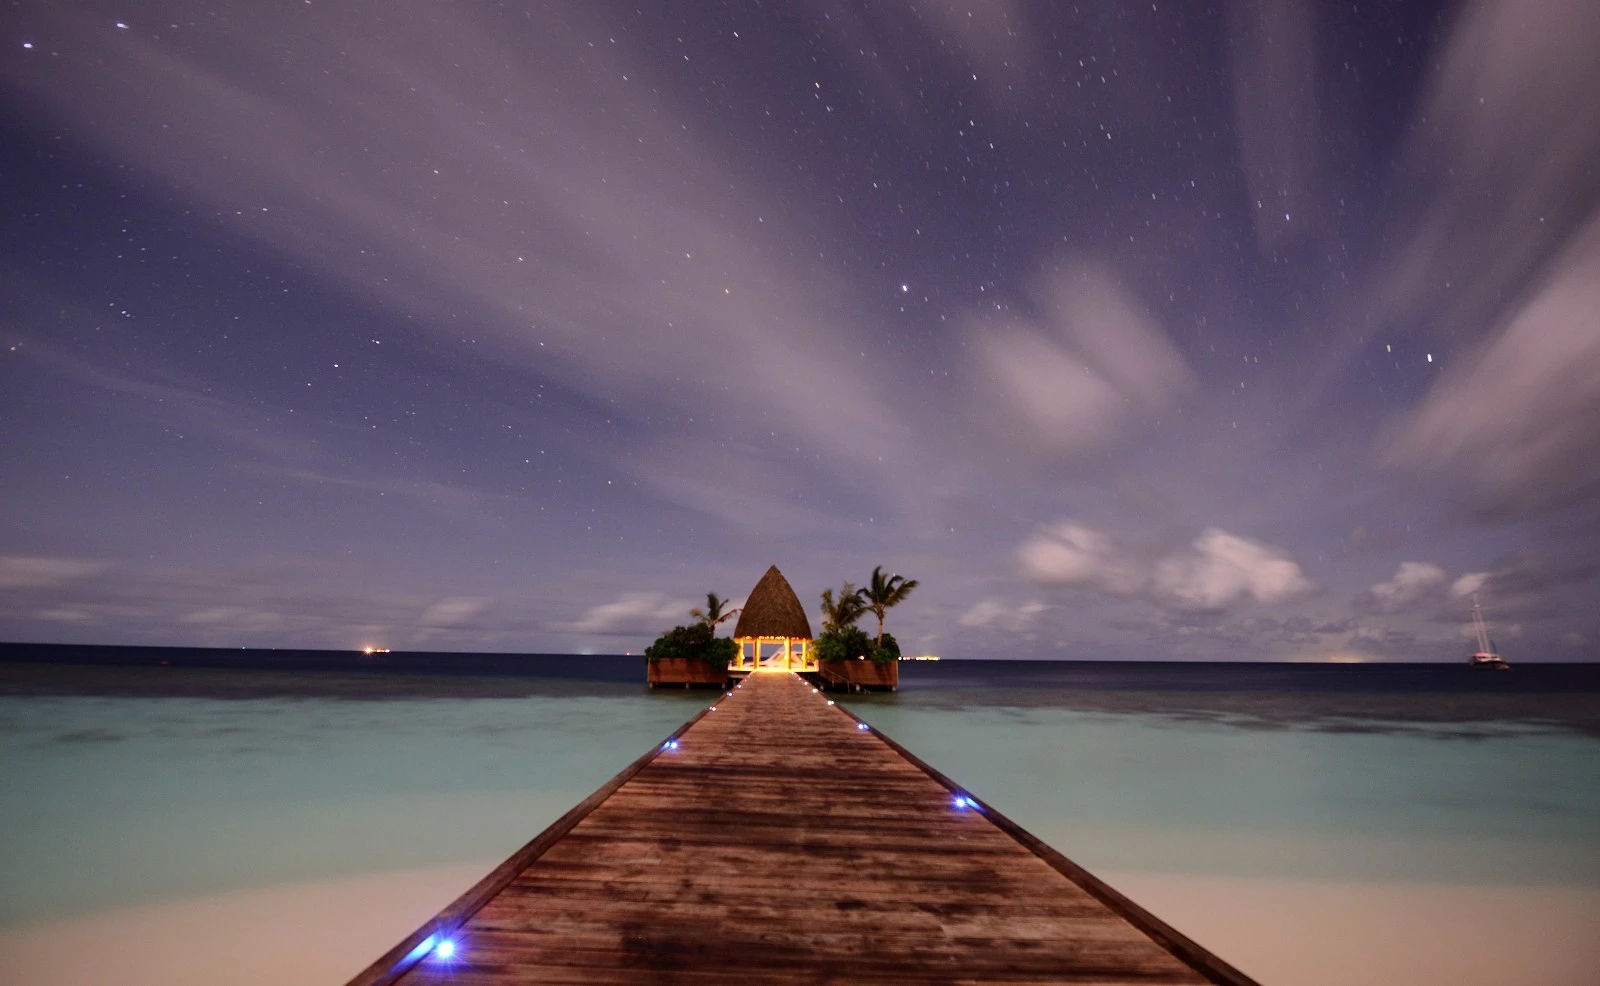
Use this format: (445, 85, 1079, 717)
(732, 565, 813, 640)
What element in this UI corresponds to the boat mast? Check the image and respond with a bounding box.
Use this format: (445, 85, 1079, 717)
(1471, 594, 1494, 655)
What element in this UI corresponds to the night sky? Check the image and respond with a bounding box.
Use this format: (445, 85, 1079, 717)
(3, 1, 1597, 661)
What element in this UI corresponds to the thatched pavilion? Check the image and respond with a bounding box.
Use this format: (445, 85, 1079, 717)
(731, 565, 814, 672)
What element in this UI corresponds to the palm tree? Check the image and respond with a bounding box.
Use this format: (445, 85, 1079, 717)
(691, 592, 738, 630)
(861, 565, 919, 646)
(819, 582, 866, 634)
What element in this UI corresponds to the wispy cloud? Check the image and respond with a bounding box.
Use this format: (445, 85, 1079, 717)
(552, 593, 696, 637)
(2, 4, 915, 519)
(1381, 214, 1600, 520)
(1020, 522, 1314, 613)
(1151, 530, 1317, 611)
(1361, 0, 1600, 526)
(1229, 0, 1325, 252)
(967, 259, 1194, 455)
(1359, 561, 1447, 613)
(0, 555, 110, 590)
(1018, 523, 1145, 594)
(957, 598, 1050, 631)
(419, 597, 492, 629)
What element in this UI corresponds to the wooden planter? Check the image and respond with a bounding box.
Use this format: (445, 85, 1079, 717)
(646, 657, 729, 688)
(819, 659, 899, 690)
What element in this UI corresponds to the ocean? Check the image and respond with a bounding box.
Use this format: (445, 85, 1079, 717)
(2, 654, 1598, 985)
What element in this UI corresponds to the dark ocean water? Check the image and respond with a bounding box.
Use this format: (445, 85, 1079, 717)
(883, 658, 1600, 737)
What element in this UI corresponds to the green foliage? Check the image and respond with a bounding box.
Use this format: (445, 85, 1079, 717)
(861, 565, 919, 646)
(691, 592, 737, 628)
(870, 631, 900, 665)
(814, 625, 873, 664)
(645, 623, 736, 668)
(819, 581, 867, 633)
(706, 636, 737, 667)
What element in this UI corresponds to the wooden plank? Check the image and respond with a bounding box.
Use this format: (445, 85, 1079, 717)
(823, 697, 1262, 986)
(343, 700, 718, 986)
(349, 672, 1258, 986)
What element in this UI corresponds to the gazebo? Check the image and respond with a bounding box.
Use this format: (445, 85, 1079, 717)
(731, 565, 814, 672)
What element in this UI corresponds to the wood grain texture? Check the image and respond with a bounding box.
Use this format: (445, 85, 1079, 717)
(357, 672, 1257, 986)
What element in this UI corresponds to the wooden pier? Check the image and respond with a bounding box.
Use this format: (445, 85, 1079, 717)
(348, 671, 1258, 985)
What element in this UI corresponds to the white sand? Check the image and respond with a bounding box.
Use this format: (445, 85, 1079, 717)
(1104, 871, 1600, 986)
(2, 866, 1597, 985)
(0, 861, 493, 986)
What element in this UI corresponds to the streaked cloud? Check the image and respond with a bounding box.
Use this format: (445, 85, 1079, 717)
(419, 597, 492, 629)
(957, 598, 1050, 631)
(1381, 214, 1600, 519)
(970, 259, 1194, 455)
(553, 593, 696, 637)
(0, 556, 109, 590)
(1229, 0, 1324, 252)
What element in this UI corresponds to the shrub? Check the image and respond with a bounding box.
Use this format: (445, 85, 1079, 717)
(645, 624, 736, 668)
(870, 631, 900, 665)
(814, 625, 873, 664)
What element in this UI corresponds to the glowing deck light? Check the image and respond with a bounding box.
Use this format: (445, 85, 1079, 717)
(856, 722, 870, 730)
(826, 700, 835, 706)
(953, 794, 976, 810)
(434, 938, 457, 959)
(402, 934, 438, 964)
(661, 739, 680, 751)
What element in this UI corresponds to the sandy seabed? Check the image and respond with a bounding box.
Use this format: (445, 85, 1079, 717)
(2, 865, 1597, 986)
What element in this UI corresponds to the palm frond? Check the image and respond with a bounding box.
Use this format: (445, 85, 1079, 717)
(861, 565, 919, 645)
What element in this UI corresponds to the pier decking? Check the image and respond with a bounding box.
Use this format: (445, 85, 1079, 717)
(349, 671, 1257, 985)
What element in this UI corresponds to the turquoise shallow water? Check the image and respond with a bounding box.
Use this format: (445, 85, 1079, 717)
(0, 685, 706, 924)
(837, 701, 1600, 885)
(3, 659, 1598, 928)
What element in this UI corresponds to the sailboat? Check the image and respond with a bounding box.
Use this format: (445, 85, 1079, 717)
(1468, 595, 1510, 670)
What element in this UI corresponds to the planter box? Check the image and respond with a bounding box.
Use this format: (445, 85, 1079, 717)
(819, 659, 899, 690)
(646, 656, 729, 687)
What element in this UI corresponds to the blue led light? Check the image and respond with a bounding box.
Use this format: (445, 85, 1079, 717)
(661, 739, 680, 751)
(434, 939, 456, 959)
(402, 934, 438, 965)
(953, 795, 972, 810)
(856, 722, 870, 731)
